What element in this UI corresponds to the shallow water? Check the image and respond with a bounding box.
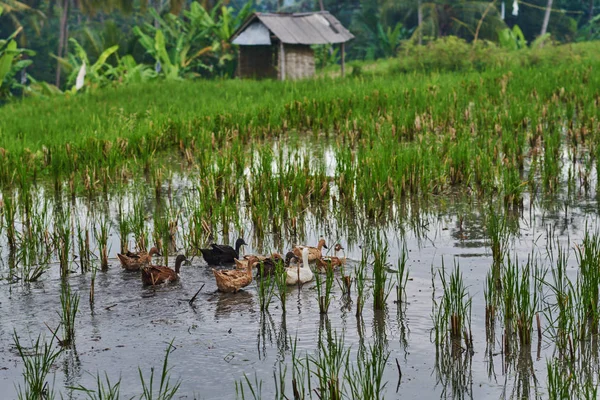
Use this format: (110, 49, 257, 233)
(0, 143, 598, 399)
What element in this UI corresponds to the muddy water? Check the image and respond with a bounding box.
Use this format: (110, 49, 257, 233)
(0, 154, 597, 398)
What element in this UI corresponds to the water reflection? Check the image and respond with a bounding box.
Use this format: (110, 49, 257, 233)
(435, 339, 474, 400)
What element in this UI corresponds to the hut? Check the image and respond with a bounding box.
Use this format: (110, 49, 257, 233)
(230, 11, 354, 80)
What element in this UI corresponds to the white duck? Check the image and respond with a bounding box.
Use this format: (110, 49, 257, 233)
(286, 247, 314, 285)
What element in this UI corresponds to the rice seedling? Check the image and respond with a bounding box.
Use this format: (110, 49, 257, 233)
(94, 216, 110, 271)
(345, 342, 390, 400)
(59, 281, 79, 347)
(484, 267, 497, 337)
(235, 373, 263, 400)
(575, 231, 600, 335)
(54, 208, 72, 276)
(486, 206, 508, 273)
(513, 256, 539, 347)
(433, 259, 472, 348)
(310, 330, 349, 400)
(544, 242, 574, 353)
(76, 221, 92, 273)
(89, 262, 97, 310)
(395, 247, 409, 305)
(138, 339, 181, 400)
(130, 198, 148, 253)
(3, 190, 18, 250)
(272, 258, 288, 314)
(70, 372, 122, 400)
(315, 263, 335, 314)
(13, 330, 62, 400)
(117, 198, 130, 254)
(255, 266, 275, 313)
(355, 247, 367, 317)
(546, 359, 573, 400)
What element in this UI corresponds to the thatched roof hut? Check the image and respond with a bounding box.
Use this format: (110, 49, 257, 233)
(230, 11, 354, 80)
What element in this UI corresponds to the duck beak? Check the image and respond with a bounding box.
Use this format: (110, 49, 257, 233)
(323, 244, 328, 249)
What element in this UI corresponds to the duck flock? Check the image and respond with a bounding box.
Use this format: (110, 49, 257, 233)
(115, 238, 346, 293)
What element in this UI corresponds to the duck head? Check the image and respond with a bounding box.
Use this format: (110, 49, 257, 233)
(235, 238, 248, 252)
(149, 247, 162, 257)
(174, 254, 188, 273)
(318, 238, 328, 250)
(334, 244, 344, 252)
(285, 251, 298, 266)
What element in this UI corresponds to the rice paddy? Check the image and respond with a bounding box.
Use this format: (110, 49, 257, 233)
(1, 42, 600, 398)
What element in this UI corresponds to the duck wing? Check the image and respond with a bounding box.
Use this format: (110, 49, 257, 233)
(125, 251, 142, 259)
(210, 244, 235, 254)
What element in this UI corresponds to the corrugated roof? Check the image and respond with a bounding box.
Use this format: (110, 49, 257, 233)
(231, 11, 354, 45)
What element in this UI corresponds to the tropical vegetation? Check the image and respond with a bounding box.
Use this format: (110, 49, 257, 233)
(0, 0, 597, 99)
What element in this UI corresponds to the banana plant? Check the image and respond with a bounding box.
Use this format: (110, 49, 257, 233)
(52, 38, 119, 92)
(133, 1, 253, 78)
(498, 24, 526, 50)
(377, 22, 408, 57)
(0, 5, 35, 98)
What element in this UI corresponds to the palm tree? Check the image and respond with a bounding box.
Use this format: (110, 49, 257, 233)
(380, 0, 507, 42)
(0, 0, 44, 46)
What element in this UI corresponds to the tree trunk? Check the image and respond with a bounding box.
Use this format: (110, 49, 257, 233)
(589, 0, 595, 22)
(56, 0, 69, 87)
(318, 0, 324, 11)
(540, 0, 553, 38)
(417, 0, 423, 45)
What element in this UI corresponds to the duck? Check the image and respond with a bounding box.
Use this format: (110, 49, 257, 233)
(234, 254, 269, 270)
(117, 247, 162, 271)
(200, 238, 247, 265)
(316, 244, 346, 273)
(213, 256, 258, 293)
(286, 247, 314, 286)
(141, 254, 187, 286)
(292, 238, 327, 262)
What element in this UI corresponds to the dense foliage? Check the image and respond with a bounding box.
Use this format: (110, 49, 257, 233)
(0, 0, 598, 98)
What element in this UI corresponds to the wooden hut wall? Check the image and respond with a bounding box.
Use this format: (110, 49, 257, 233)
(238, 46, 277, 79)
(279, 44, 315, 80)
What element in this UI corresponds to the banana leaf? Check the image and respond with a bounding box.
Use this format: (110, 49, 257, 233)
(0, 40, 17, 89)
(91, 45, 119, 75)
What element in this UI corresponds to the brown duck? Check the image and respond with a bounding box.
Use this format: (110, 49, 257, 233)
(117, 247, 161, 271)
(292, 238, 328, 262)
(316, 244, 346, 273)
(141, 255, 187, 286)
(213, 256, 258, 293)
(235, 253, 285, 278)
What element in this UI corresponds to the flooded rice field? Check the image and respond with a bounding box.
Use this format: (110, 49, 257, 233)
(0, 139, 599, 399)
